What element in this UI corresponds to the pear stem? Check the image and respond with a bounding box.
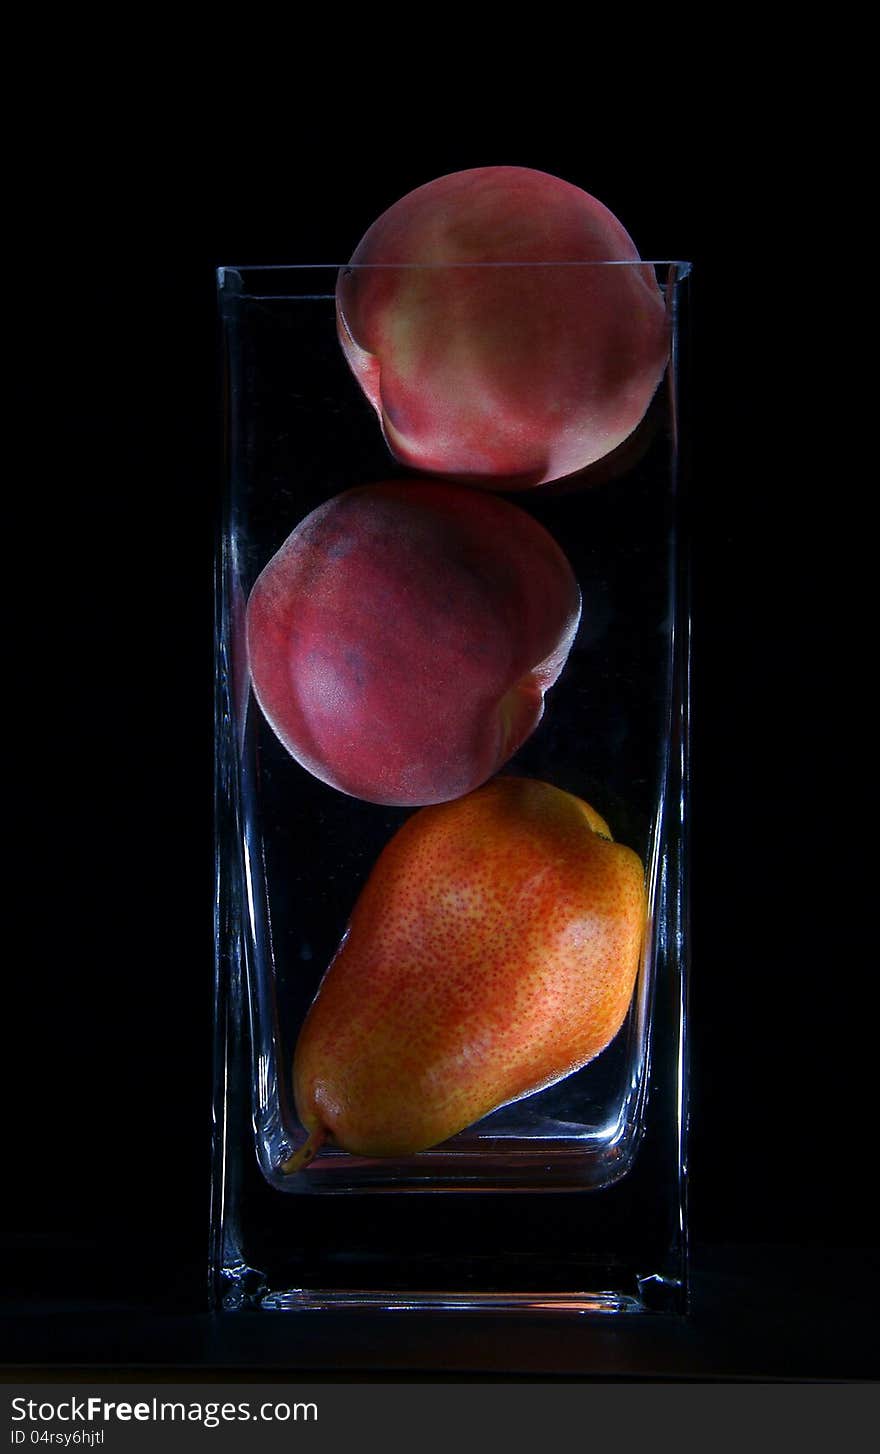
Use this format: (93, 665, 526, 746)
(279, 1126, 326, 1175)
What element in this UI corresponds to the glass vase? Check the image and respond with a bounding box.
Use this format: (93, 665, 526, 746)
(212, 260, 692, 1314)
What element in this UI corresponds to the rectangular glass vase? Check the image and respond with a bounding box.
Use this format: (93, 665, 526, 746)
(212, 260, 692, 1315)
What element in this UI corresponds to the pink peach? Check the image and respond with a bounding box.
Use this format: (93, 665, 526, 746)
(336, 166, 669, 489)
(245, 480, 581, 806)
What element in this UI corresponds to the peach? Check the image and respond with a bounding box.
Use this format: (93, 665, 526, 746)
(245, 480, 580, 806)
(336, 166, 669, 489)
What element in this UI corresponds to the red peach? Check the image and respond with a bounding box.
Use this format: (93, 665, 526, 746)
(336, 166, 669, 489)
(245, 480, 581, 806)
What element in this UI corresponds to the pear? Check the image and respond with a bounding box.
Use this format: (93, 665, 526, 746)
(283, 776, 645, 1170)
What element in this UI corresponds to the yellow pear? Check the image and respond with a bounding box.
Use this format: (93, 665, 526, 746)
(283, 776, 645, 1170)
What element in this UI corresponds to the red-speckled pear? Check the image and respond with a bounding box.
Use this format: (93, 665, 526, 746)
(283, 777, 645, 1169)
(336, 166, 669, 489)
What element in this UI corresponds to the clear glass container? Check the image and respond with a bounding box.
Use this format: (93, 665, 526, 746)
(212, 261, 692, 1314)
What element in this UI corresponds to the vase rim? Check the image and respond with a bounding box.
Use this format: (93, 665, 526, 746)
(219, 260, 692, 273)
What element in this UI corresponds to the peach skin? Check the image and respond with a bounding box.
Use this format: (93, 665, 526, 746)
(245, 481, 581, 807)
(337, 166, 669, 488)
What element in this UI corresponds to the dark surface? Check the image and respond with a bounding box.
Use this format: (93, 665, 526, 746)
(7, 87, 872, 1380)
(2, 1246, 877, 1380)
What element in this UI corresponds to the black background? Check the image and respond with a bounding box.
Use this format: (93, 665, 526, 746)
(6, 67, 873, 1374)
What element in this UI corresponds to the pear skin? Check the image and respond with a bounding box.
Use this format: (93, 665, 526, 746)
(285, 776, 645, 1169)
